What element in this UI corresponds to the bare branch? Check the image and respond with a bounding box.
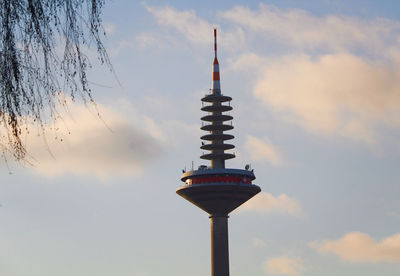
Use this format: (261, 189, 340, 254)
(0, 0, 109, 160)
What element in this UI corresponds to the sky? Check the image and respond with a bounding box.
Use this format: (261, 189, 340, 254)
(1, 0, 400, 275)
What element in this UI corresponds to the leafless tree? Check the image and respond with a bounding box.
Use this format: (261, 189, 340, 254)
(0, 0, 110, 161)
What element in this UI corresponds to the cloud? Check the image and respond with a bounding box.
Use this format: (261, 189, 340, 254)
(109, 32, 166, 57)
(252, 237, 267, 248)
(220, 5, 400, 148)
(143, 3, 400, 58)
(103, 22, 117, 36)
(140, 3, 400, 150)
(240, 192, 302, 216)
(143, 4, 245, 50)
(253, 53, 400, 146)
(264, 257, 304, 276)
(227, 52, 269, 73)
(388, 211, 400, 218)
(144, 4, 213, 45)
(135, 33, 161, 49)
(23, 99, 164, 178)
(244, 135, 282, 166)
(218, 4, 400, 53)
(310, 232, 400, 263)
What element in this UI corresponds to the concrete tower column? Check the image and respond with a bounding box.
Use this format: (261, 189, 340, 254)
(210, 215, 229, 276)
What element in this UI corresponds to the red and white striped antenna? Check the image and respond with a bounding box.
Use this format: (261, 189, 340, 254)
(212, 29, 220, 92)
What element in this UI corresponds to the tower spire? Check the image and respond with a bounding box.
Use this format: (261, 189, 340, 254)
(212, 29, 220, 93)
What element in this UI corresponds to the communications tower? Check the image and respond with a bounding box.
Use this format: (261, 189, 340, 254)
(177, 29, 261, 276)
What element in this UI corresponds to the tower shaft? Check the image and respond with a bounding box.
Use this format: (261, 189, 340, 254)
(211, 215, 229, 276)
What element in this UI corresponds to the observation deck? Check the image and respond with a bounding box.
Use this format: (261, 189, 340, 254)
(177, 168, 260, 215)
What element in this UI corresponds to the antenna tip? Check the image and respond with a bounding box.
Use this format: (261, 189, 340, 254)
(213, 28, 218, 58)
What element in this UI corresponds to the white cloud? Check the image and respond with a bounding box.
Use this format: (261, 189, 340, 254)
(103, 22, 117, 36)
(219, 4, 400, 53)
(144, 4, 213, 45)
(135, 33, 161, 49)
(227, 52, 269, 73)
(264, 257, 304, 276)
(252, 237, 267, 248)
(140, 3, 400, 149)
(23, 99, 164, 178)
(240, 192, 302, 216)
(144, 4, 245, 50)
(253, 53, 400, 146)
(310, 232, 400, 263)
(110, 33, 166, 57)
(244, 135, 282, 166)
(388, 211, 400, 218)
(221, 5, 400, 149)
(143, 3, 400, 58)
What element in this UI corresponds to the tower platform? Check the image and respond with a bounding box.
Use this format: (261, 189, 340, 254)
(177, 168, 260, 215)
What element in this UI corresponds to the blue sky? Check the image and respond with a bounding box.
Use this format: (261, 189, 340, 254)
(1, 1, 400, 276)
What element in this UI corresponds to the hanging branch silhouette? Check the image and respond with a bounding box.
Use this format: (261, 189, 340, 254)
(0, 0, 111, 161)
